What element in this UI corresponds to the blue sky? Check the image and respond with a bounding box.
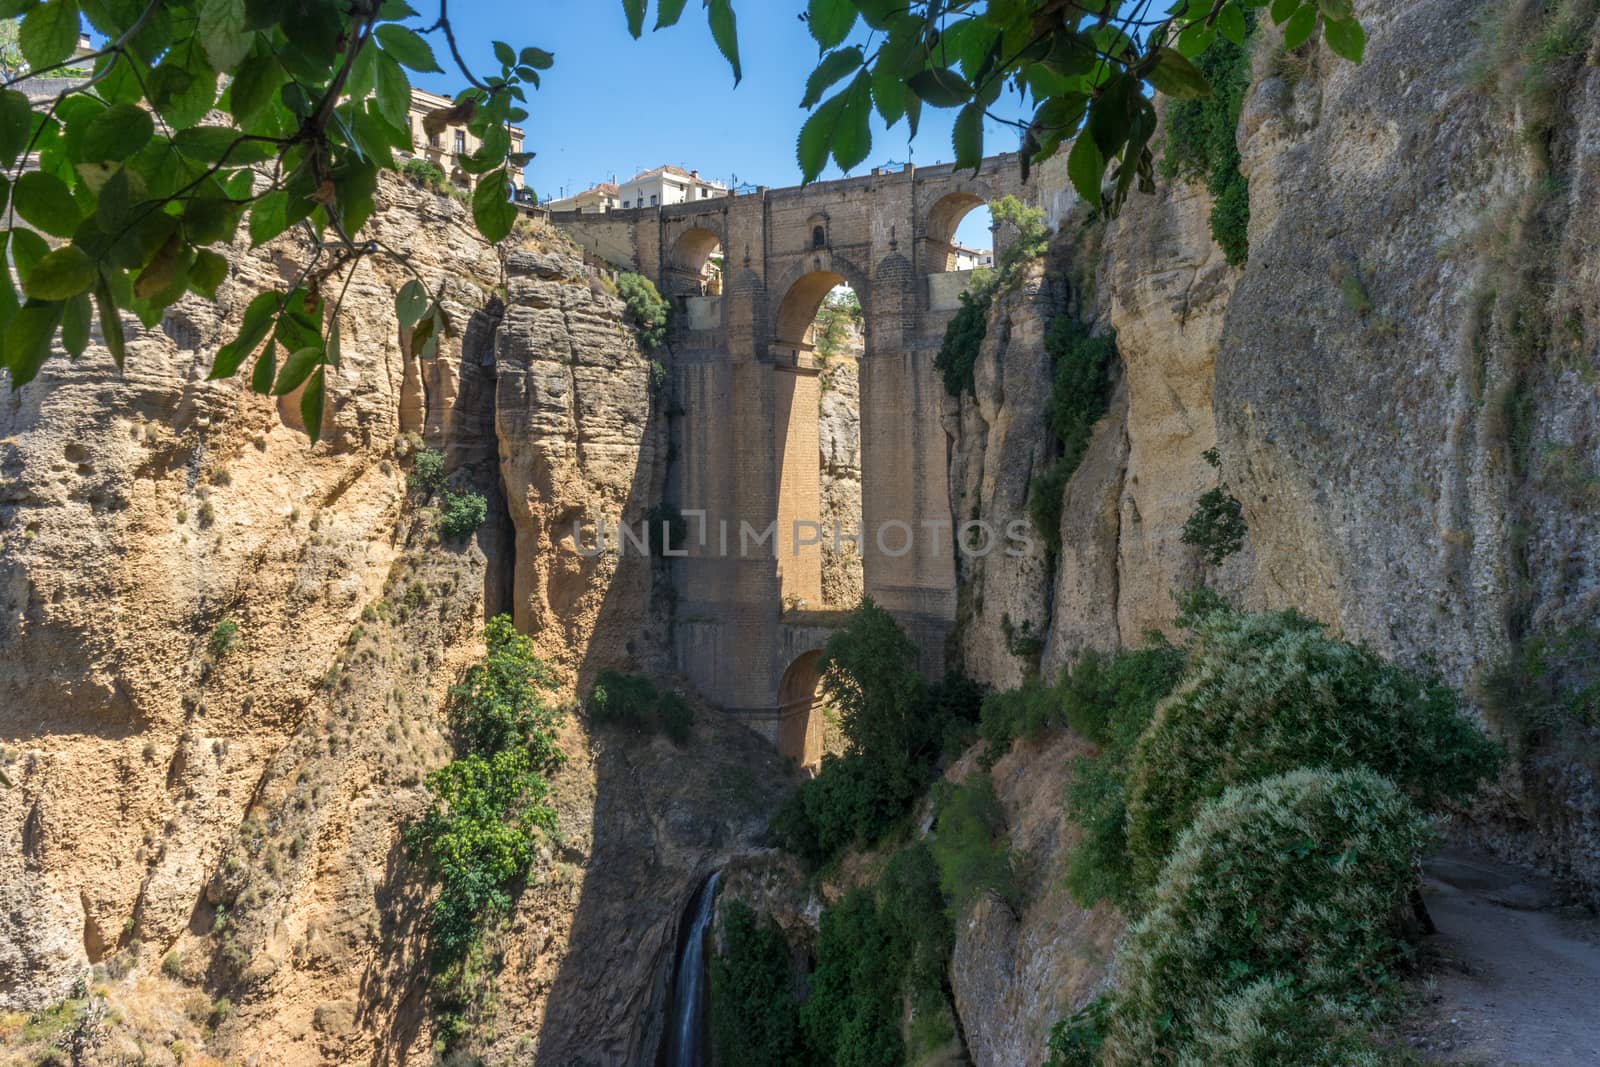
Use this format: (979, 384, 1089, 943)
(414, 2, 1031, 250)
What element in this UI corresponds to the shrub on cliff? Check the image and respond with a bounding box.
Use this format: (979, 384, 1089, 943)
(439, 489, 488, 540)
(1097, 769, 1426, 1065)
(448, 616, 561, 764)
(1123, 608, 1503, 891)
(1028, 315, 1119, 554)
(587, 669, 695, 745)
(711, 901, 806, 1067)
(402, 158, 449, 193)
(616, 272, 671, 350)
(930, 772, 1017, 913)
(408, 447, 446, 497)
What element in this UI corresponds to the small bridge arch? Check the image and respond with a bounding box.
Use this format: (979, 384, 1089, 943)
(776, 650, 827, 772)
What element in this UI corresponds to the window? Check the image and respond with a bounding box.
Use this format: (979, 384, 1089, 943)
(701, 188, 709, 198)
(454, 130, 465, 154)
(812, 225, 826, 249)
(428, 130, 439, 148)
(650, 194, 658, 206)
(623, 200, 631, 209)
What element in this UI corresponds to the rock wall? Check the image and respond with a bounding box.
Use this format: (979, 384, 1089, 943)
(950, 0, 1600, 906)
(819, 335, 864, 608)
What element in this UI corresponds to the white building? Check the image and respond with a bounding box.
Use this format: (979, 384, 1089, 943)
(951, 244, 994, 270)
(617, 165, 728, 210)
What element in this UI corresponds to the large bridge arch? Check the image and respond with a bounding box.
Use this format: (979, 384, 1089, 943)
(775, 650, 826, 772)
(547, 154, 1038, 748)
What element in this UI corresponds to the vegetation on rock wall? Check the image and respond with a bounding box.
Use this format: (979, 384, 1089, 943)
(770, 600, 982, 869)
(814, 288, 863, 361)
(403, 616, 563, 1043)
(936, 196, 1051, 396)
(1180, 448, 1247, 563)
(710, 901, 807, 1066)
(586, 669, 694, 745)
(1035, 602, 1500, 1065)
(439, 488, 488, 541)
(1159, 12, 1255, 266)
(616, 272, 671, 350)
(1027, 315, 1120, 554)
(930, 772, 1018, 913)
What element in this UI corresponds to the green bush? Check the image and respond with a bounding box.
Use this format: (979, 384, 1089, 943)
(586, 669, 694, 745)
(1028, 316, 1119, 554)
(447, 616, 561, 765)
(1123, 608, 1503, 891)
(402, 747, 556, 962)
(771, 749, 905, 869)
(930, 773, 1017, 913)
(439, 488, 488, 540)
(934, 275, 994, 396)
(1181, 485, 1247, 563)
(711, 901, 806, 1067)
(208, 619, 239, 658)
(1044, 992, 1115, 1067)
(402, 157, 448, 192)
(616, 271, 670, 350)
(1160, 14, 1254, 266)
(409, 447, 446, 496)
(1484, 624, 1600, 751)
(1099, 769, 1426, 1064)
(1186, 976, 1410, 1067)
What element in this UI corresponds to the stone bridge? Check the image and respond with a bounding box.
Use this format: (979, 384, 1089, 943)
(550, 155, 1038, 768)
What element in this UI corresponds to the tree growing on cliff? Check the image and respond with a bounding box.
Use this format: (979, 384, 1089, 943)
(0, 0, 1368, 412)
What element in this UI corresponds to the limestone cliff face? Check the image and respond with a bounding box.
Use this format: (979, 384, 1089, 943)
(494, 250, 671, 685)
(953, 0, 1600, 906)
(819, 335, 864, 608)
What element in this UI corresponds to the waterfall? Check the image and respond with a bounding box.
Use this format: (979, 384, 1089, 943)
(664, 870, 721, 1066)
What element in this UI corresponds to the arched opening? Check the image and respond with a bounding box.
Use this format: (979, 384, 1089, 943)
(776, 651, 827, 772)
(926, 191, 993, 272)
(773, 271, 865, 612)
(812, 225, 826, 249)
(664, 227, 723, 297)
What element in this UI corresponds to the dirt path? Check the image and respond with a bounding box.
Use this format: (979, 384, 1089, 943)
(1401, 847, 1600, 1065)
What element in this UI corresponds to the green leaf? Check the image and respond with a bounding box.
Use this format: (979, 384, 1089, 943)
(0, 0, 40, 16)
(199, 0, 252, 70)
(1322, 16, 1365, 62)
(134, 233, 183, 300)
(378, 0, 417, 17)
(80, 103, 155, 161)
(94, 273, 123, 370)
(1067, 134, 1105, 206)
(3, 301, 63, 388)
(249, 189, 291, 247)
(831, 72, 872, 173)
(9, 227, 51, 282)
(653, 0, 686, 29)
(1145, 47, 1213, 99)
(61, 292, 91, 357)
(229, 55, 280, 124)
(472, 167, 517, 243)
(1216, 3, 1247, 46)
(23, 245, 95, 300)
(952, 102, 983, 172)
(1318, 0, 1353, 20)
(13, 170, 82, 237)
(807, 0, 856, 51)
(907, 68, 972, 109)
(1283, 5, 1318, 49)
(796, 88, 848, 184)
(0, 90, 32, 168)
(301, 366, 325, 443)
(1176, 22, 1215, 58)
(273, 344, 321, 395)
(20, 0, 78, 70)
(492, 40, 515, 68)
(520, 45, 554, 68)
(375, 52, 412, 128)
(211, 291, 279, 379)
(191, 249, 229, 298)
(1269, 0, 1300, 21)
(395, 279, 429, 330)
(375, 24, 443, 73)
(622, 0, 644, 38)
(802, 47, 864, 109)
(326, 316, 340, 366)
(250, 340, 275, 393)
(708, 0, 740, 84)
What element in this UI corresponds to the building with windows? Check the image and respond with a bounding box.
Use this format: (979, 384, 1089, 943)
(400, 88, 526, 195)
(547, 165, 727, 213)
(951, 244, 994, 270)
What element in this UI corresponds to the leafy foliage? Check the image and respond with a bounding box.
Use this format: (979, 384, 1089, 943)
(772, 601, 982, 869)
(408, 446, 446, 497)
(789, 0, 1364, 212)
(438, 488, 487, 540)
(711, 901, 806, 1067)
(1123, 607, 1504, 892)
(1483, 624, 1600, 751)
(403, 615, 561, 974)
(934, 195, 1049, 396)
(930, 772, 1016, 912)
(0, 0, 543, 405)
(1160, 13, 1256, 265)
(1181, 485, 1247, 563)
(615, 271, 670, 350)
(587, 668, 694, 745)
(208, 618, 239, 658)
(813, 287, 862, 360)
(401, 157, 449, 192)
(1098, 769, 1425, 1064)
(1027, 315, 1119, 552)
